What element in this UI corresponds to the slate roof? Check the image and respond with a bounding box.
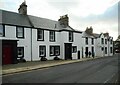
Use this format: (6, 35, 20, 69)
(93, 33, 100, 38)
(1, 10, 31, 27)
(0, 9, 82, 32)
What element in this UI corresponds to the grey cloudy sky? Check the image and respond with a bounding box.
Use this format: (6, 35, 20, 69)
(0, 0, 119, 40)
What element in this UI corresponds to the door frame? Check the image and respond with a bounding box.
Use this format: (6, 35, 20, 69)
(64, 43, 72, 60)
(2, 40, 18, 65)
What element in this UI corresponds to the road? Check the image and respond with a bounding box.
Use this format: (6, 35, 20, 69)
(2, 54, 119, 83)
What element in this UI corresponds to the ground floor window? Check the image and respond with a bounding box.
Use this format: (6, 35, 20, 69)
(110, 47, 113, 53)
(72, 46, 77, 53)
(101, 47, 104, 51)
(39, 46, 46, 57)
(105, 47, 107, 54)
(50, 46, 60, 56)
(17, 47, 24, 58)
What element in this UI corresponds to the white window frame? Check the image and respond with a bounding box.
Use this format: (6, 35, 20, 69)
(39, 46, 46, 57)
(17, 47, 24, 58)
(0, 24, 5, 37)
(49, 31, 55, 41)
(37, 29, 44, 41)
(16, 26, 24, 38)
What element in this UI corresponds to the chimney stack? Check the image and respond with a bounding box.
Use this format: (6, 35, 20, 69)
(85, 26, 93, 35)
(18, 0, 27, 15)
(58, 14, 69, 28)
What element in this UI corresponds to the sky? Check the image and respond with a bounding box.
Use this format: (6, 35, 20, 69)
(0, 0, 119, 40)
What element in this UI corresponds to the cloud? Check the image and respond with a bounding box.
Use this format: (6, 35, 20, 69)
(1, 0, 119, 40)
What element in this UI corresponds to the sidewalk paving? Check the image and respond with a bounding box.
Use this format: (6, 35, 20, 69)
(2, 56, 103, 75)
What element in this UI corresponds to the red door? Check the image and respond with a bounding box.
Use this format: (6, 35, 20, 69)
(3, 45, 12, 65)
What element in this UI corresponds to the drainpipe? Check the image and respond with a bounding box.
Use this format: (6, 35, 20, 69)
(27, 16, 34, 61)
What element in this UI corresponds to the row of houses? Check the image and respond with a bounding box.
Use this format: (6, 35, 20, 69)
(0, 1, 113, 65)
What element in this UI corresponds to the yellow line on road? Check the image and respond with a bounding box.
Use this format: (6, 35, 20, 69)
(3, 67, 50, 77)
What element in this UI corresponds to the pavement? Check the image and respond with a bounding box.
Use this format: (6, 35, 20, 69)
(2, 56, 104, 75)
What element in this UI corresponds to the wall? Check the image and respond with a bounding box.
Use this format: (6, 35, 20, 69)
(5, 25, 32, 61)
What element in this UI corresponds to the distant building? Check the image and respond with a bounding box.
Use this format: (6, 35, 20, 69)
(0, 1, 113, 65)
(114, 35, 120, 53)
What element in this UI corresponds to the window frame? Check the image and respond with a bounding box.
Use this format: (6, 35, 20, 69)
(85, 37, 88, 45)
(72, 46, 77, 53)
(0, 24, 5, 37)
(49, 31, 55, 42)
(37, 29, 44, 41)
(16, 26, 24, 38)
(105, 39, 107, 44)
(110, 47, 113, 53)
(101, 38, 104, 44)
(110, 39, 113, 44)
(91, 38, 94, 45)
(39, 46, 46, 57)
(17, 47, 24, 58)
(69, 32, 73, 42)
(105, 47, 107, 54)
(50, 46, 60, 56)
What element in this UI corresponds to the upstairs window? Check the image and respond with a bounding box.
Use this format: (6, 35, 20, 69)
(49, 31, 55, 42)
(69, 32, 73, 42)
(16, 26, 24, 38)
(110, 39, 113, 44)
(91, 38, 94, 45)
(85, 37, 88, 45)
(37, 29, 44, 41)
(39, 46, 46, 57)
(0, 25, 5, 37)
(105, 39, 107, 44)
(101, 38, 104, 44)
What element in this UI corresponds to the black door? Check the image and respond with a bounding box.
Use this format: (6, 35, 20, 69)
(85, 47, 88, 58)
(78, 51, 80, 59)
(65, 43, 72, 60)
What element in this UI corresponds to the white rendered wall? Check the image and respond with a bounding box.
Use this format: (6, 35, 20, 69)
(5, 25, 32, 61)
(32, 29, 61, 61)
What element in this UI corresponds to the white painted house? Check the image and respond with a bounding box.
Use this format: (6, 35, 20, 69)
(82, 27, 113, 58)
(0, 1, 113, 65)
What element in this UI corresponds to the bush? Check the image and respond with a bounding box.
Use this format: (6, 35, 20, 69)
(54, 56, 60, 60)
(41, 57, 47, 61)
(18, 58, 26, 63)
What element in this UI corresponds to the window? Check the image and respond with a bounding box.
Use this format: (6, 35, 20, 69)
(17, 47, 24, 58)
(72, 46, 77, 53)
(91, 46, 94, 53)
(50, 46, 60, 56)
(37, 29, 44, 41)
(0, 24, 5, 37)
(91, 38, 94, 45)
(105, 39, 107, 44)
(85, 37, 88, 45)
(16, 26, 24, 38)
(69, 32, 73, 42)
(110, 39, 113, 44)
(101, 38, 104, 44)
(49, 31, 55, 41)
(101, 47, 104, 51)
(39, 46, 46, 57)
(105, 47, 107, 54)
(110, 47, 113, 53)
(50, 46, 54, 56)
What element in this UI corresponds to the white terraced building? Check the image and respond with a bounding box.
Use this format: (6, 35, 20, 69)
(0, 1, 113, 65)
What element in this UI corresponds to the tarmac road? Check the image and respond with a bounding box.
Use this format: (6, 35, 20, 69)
(2, 54, 119, 83)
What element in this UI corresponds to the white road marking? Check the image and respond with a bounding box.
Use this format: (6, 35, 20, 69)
(103, 73, 116, 84)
